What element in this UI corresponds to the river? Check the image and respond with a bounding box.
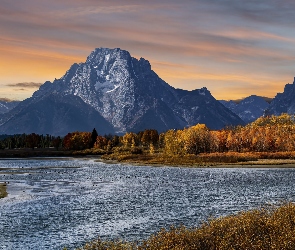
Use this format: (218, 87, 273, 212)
(0, 158, 295, 249)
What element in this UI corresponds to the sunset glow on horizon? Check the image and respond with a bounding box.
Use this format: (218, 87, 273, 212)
(1, 0, 295, 101)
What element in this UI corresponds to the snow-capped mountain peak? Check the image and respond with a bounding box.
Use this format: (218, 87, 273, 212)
(0, 48, 244, 135)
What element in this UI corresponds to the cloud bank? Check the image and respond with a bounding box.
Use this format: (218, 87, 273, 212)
(0, 0, 294, 100)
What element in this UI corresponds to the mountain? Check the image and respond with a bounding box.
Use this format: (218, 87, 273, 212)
(0, 48, 244, 135)
(0, 101, 20, 114)
(265, 77, 295, 116)
(220, 95, 270, 123)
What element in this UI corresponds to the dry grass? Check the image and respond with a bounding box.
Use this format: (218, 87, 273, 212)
(102, 153, 202, 166)
(101, 152, 253, 166)
(101, 151, 295, 167)
(0, 183, 7, 198)
(72, 148, 107, 155)
(75, 203, 295, 250)
(139, 203, 295, 250)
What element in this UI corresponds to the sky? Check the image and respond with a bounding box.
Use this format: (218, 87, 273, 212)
(1, 0, 295, 101)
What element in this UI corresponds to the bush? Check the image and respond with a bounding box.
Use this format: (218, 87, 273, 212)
(0, 183, 7, 198)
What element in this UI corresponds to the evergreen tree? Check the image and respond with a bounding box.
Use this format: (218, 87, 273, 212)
(91, 128, 98, 148)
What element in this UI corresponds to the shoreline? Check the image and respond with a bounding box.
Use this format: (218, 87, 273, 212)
(97, 157, 295, 168)
(2, 149, 295, 168)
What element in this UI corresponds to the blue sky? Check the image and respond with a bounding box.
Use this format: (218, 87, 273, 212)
(0, 0, 295, 100)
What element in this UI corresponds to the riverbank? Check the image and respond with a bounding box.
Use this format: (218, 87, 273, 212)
(100, 151, 295, 168)
(74, 202, 295, 250)
(2, 148, 295, 168)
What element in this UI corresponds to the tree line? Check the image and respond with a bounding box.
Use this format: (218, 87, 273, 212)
(0, 133, 62, 150)
(1, 114, 295, 154)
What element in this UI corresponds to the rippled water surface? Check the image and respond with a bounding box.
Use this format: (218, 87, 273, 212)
(0, 158, 295, 249)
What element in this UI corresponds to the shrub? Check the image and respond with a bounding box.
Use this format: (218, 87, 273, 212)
(130, 147, 143, 154)
(0, 183, 7, 198)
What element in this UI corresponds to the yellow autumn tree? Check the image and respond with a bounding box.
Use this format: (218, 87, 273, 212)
(182, 124, 211, 154)
(163, 129, 184, 155)
(122, 132, 138, 147)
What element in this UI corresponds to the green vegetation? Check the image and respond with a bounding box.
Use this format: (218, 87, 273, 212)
(0, 183, 7, 198)
(73, 203, 295, 250)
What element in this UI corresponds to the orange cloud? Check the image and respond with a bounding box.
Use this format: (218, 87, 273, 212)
(151, 59, 291, 100)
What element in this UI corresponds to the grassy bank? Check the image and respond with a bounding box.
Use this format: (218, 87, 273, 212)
(74, 203, 295, 250)
(0, 183, 7, 198)
(101, 150, 295, 167)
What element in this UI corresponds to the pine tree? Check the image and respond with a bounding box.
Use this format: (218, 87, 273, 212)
(91, 128, 98, 148)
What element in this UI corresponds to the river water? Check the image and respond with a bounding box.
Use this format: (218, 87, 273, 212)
(0, 158, 295, 249)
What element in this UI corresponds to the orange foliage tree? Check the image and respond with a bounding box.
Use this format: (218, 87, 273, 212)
(94, 136, 109, 149)
(160, 114, 295, 155)
(63, 132, 92, 150)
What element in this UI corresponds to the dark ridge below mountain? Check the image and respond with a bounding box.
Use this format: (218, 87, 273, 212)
(0, 47, 244, 135)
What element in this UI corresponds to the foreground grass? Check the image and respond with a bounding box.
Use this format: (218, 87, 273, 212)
(0, 183, 7, 198)
(74, 203, 295, 250)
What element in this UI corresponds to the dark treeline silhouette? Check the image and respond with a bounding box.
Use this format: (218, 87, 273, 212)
(0, 133, 62, 150)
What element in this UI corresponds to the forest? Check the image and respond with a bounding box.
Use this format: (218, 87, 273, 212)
(1, 114, 295, 163)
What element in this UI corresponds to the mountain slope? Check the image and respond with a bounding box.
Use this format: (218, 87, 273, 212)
(220, 95, 270, 123)
(0, 101, 20, 114)
(0, 94, 114, 136)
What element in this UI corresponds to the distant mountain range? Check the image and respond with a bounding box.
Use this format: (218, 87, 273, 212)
(220, 95, 271, 123)
(0, 47, 294, 135)
(221, 77, 295, 122)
